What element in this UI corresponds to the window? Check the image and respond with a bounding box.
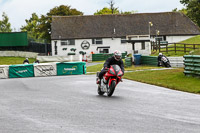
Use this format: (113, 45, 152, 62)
(61, 40, 75, 45)
(155, 37, 163, 42)
(92, 38, 102, 44)
(121, 37, 127, 44)
(99, 49, 109, 53)
(141, 42, 145, 50)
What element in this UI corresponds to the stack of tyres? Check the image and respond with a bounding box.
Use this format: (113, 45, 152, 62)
(125, 57, 132, 67)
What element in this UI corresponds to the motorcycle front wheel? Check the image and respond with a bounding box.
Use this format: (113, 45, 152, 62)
(97, 85, 105, 95)
(107, 81, 116, 97)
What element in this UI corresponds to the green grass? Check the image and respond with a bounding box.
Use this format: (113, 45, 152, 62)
(123, 68, 200, 94)
(151, 35, 200, 56)
(0, 57, 36, 65)
(87, 63, 160, 73)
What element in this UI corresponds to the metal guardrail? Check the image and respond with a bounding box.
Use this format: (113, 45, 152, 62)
(184, 55, 200, 77)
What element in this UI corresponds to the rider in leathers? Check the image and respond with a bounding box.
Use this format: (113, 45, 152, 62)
(97, 50, 124, 84)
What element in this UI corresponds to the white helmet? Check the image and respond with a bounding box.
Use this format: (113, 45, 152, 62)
(159, 53, 163, 56)
(114, 50, 122, 61)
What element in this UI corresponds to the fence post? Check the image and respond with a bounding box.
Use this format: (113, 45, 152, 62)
(184, 44, 186, 53)
(158, 41, 160, 53)
(193, 44, 196, 50)
(174, 43, 176, 53)
(166, 43, 168, 53)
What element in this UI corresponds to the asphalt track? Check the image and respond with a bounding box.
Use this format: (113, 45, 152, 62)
(0, 75, 200, 133)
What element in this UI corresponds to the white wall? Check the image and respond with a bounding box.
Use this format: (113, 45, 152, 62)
(52, 38, 134, 56)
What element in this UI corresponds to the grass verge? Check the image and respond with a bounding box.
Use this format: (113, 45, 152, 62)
(0, 57, 36, 65)
(123, 68, 200, 94)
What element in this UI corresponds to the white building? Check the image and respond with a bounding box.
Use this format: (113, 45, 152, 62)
(51, 12, 200, 57)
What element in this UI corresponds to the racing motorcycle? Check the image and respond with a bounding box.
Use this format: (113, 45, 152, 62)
(160, 56, 171, 67)
(96, 65, 123, 97)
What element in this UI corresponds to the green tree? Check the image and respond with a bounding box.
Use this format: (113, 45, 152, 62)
(0, 12, 12, 32)
(94, 7, 119, 15)
(21, 13, 42, 42)
(38, 5, 83, 43)
(172, 8, 187, 15)
(180, 0, 200, 27)
(94, 0, 136, 15)
(121, 10, 138, 14)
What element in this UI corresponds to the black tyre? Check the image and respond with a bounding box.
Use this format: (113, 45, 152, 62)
(97, 85, 105, 95)
(107, 81, 116, 97)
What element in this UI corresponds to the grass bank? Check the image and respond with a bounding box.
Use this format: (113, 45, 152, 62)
(86, 63, 160, 74)
(0, 57, 35, 65)
(123, 68, 200, 94)
(151, 35, 200, 56)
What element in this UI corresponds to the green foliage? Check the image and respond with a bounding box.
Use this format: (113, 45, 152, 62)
(21, 13, 43, 42)
(0, 12, 12, 32)
(21, 5, 83, 43)
(123, 68, 200, 94)
(94, 0, 136, 15)
(94, 7, 119, 15)
(180, 0, 200, 27)
(172, 8, 187, 15)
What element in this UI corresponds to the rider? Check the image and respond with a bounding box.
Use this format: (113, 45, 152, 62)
(23, 58, 29, 64)
(97, 50, 124, 84)
(157, 53, 169, 67)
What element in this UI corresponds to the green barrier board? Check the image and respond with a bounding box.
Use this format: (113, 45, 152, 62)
(0, 32, 28, 47)
(9, 64, 34, 78)
(57, 62, 86, 75)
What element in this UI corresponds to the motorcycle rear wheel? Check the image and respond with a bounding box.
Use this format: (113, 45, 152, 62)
(97, 85, 105, 95)
(107, 81, 116, 97)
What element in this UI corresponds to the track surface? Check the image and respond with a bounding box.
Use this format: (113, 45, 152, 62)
(0, 75, 200, 133)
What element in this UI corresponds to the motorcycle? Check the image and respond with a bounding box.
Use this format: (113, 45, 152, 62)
(96, 65, 123, 97)
(160, 56, 171, 67)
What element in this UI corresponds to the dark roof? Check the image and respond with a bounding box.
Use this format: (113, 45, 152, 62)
(51, 12, 200, 40)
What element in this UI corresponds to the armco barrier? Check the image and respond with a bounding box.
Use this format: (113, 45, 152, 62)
(0, 65, 9, 79)
(184, 55, 200, 77)
(56, 62, 86, 76)
(9, 64, 34, 78)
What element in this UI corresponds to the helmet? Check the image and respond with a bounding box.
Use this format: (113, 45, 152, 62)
(114, 50, 122, 61)
(159, 53, 163, 56)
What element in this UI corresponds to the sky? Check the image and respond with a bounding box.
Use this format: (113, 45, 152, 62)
(0, 0, 185, 30)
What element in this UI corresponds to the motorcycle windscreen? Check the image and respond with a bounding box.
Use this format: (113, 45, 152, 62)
(111, 65, 121, 75)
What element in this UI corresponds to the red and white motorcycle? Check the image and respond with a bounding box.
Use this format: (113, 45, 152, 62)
(96, 65, 123, 97)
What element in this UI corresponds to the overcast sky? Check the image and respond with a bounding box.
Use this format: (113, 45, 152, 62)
(0, 0, 184, 30)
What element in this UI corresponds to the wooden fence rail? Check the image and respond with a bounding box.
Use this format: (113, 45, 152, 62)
(151, 41, 200, 53)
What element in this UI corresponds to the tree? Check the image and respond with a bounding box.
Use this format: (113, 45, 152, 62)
(21, 5, 83, 43)
(38, 5, 83, 43)
(121, 10, 138, 14)
(172, 8, 187, 15)
(94, 7, 119, 15)
(108, 0, 118, 14)
(180, 0, 200, 27)
(94, 0, 119, 15)
(0, 12, 12, 32)
(94, 0, 137, 15)
(21, 13, 42, 41)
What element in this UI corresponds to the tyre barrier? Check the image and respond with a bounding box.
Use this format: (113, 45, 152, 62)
(184, 55, 200, 77)
(0, 62, 86, 79)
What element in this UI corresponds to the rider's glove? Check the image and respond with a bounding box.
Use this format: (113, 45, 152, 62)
(104, 67, 108, 70)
